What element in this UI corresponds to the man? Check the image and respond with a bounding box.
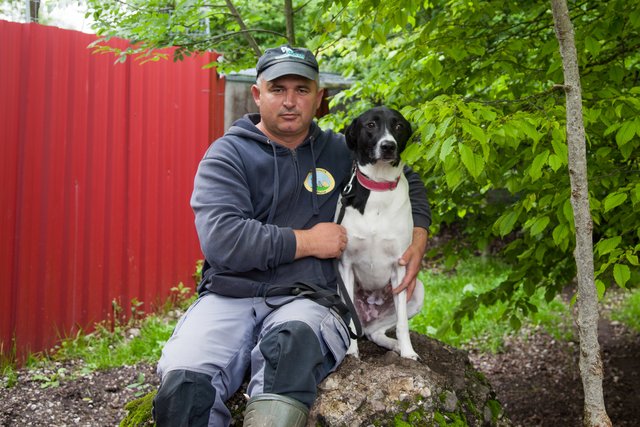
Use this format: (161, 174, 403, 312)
(153, 45, 431, 426)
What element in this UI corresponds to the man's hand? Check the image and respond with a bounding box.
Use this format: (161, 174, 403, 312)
(394, 227, 429, 300)
(294, 223, 348, 260)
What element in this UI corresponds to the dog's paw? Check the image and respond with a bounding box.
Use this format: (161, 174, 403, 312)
(398, 348, 420, 360)
(400, 350, 420, 361)
(346, 342, 360, 358)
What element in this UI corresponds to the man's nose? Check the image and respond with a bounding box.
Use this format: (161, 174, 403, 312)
(283, 90, 296, 107)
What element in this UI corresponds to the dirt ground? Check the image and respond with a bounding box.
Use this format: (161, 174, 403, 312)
(1, 313, 638, 427)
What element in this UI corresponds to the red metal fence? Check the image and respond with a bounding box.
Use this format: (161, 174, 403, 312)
(0, 20, 225, 361)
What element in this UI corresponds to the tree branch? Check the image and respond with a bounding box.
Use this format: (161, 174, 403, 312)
(224, 0, 262, 56)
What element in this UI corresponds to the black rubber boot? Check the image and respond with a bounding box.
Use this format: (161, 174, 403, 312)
(243, 393, 309, 427)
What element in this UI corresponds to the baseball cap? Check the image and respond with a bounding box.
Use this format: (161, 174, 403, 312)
(256, 45, 319, 82)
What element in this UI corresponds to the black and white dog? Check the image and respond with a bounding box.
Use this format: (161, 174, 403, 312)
(337, 106, 424, 360)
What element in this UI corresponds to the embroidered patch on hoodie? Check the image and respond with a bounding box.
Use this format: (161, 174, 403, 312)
(304, 168, 335, 195)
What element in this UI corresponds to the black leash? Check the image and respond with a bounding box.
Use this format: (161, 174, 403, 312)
(333, 163, 363, 339)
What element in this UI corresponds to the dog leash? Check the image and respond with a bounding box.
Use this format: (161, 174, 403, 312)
(335, 163, 356, 225)
(333, 162, 364, 339)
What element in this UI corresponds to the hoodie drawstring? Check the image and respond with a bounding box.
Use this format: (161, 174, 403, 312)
(267, 141, 279, 224)
(310, 138, 320, 216)
(267, 136, 319, 224)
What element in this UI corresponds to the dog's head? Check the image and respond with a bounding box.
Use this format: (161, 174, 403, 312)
(344, 107, 412, 167)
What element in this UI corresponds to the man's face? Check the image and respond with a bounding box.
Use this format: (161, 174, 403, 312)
(251, 75, 324, 146)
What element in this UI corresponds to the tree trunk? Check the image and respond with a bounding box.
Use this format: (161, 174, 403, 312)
(284, 0, 295, 45)
(550, 1, 612, 426)
(28, 0, 40, 22)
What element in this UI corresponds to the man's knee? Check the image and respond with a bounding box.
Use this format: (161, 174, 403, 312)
(260, 320, 325, 407)
(153, 369, 215, 427)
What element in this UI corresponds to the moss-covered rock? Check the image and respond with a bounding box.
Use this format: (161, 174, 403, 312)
(120, 333, 511, 426)
(120, 390, 156, 427)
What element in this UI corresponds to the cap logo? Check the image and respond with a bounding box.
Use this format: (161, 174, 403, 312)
(276, 46, 306, 60)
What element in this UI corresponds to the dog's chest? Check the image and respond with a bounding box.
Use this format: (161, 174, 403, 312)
(341, 179, 413, 288)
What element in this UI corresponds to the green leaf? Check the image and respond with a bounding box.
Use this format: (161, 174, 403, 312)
(584, 36, 601, 56)
(603, 192, 627, 212)
(613, 263, 630, 288)
(548, 154, 563, 171)
(625, 253, 639, 266)
(509, 315, 521, 330)
(552, 223, 570, 248)
(616, 121, 636, 146)
(402, 143, 421, 164)
(458, 143, 485, 178)
(444, 164, 463, 189)
(520, 120, 543, 144)
(427, 56, 443, 77)
(529, 150, 549, 181)
(595, 279, 606, 300)
(439, 135, 456, 161)
(528, 216, 550, 236)
(595, 236, 622, 256)
(495, 210, 519, 237)
(462, 121, 487, 145)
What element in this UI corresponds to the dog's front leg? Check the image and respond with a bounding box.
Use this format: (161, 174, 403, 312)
(392, 266, 420, 360)
(339, 261, 360, 358)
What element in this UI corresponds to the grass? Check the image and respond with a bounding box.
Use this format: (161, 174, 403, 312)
(411, 257, 574, 353)
(52, 316, 175, 370)
(1, 282, 196, 388)
(610, 287, 640, 333)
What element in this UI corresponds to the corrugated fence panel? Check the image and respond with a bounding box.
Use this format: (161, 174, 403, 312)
(0, 20, 224, 360)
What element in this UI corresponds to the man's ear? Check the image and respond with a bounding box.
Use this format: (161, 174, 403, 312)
(251, 84, 261, 107)
(315, 88, 325, 111)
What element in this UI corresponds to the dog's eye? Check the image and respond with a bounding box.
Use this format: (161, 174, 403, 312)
(394, 123, 404, 131)
(366, 122, 376, 129)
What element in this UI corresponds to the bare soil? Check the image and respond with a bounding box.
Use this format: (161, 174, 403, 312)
(2, 316, 638, 426)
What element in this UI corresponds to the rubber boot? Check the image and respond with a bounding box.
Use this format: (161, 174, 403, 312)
(243, 393, 309, 427)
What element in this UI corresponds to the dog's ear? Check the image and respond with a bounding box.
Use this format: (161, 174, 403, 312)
(344, 118, 359, 151)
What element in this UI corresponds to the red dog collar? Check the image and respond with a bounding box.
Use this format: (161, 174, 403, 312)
(356, 168, 400, 191)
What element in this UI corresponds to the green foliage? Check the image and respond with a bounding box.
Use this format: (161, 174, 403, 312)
(410, 257, 573, 353)
(315, 0, 640, 323)
(86, 0, 326, 71)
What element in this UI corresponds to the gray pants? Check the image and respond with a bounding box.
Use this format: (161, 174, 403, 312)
(155, 293, 350, 426)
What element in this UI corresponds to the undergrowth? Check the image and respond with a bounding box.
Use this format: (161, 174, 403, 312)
(410, 257, 636, 353)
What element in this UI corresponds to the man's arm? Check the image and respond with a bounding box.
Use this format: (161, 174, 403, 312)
(395, 227, 429, 300)
(396, 166, 431, 299)
(293, 223, 347, 260)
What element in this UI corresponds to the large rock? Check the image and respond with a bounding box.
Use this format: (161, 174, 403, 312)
(225, 333, 511, 426)
(123, 333, 510, 426)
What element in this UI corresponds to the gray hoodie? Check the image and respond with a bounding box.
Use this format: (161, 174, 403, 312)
(191, 114, 431, 297)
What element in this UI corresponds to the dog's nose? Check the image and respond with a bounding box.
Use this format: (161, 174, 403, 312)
(380, 140, 397, 154)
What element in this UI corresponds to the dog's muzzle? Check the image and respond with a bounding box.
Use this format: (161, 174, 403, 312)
(377, 140, 398, 160)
